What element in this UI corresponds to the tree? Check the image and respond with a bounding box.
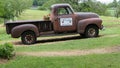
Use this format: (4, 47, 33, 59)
(42, 0, 107, 15)
(33, 0, 48, 6)
(0, 0, 33, 23)
(0, 1, 5, 18)
(113, 0, 118, 7)
(108, 0, 120, 18)
(33, 0, 38, 6)
(42, 0, 80, 11)
(108, 0, 118, 8)
(115, 0, 120, 18)
(79, 0, 107, 15)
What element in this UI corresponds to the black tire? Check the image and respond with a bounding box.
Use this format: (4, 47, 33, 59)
(84, 25, 99, 38)
(21, 31, 36, 45)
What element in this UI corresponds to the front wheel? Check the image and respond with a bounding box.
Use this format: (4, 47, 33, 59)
(84, 25, 99, 38)
(21, 31, 36, 45)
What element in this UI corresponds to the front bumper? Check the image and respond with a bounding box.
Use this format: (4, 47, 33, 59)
(100, 25, 105, 30)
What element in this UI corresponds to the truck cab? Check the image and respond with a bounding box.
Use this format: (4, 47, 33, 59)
(50, 4, 103, 33)
(50, 4, 77, 32)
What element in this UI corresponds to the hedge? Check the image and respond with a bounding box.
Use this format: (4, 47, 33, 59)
(0, 43, 15, 59)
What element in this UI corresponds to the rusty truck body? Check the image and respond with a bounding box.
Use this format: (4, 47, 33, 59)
(6, 4, 103, 45)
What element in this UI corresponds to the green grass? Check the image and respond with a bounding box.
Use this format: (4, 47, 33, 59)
(17, 9, 49, 20)
(100, 16, 120, 26)
(16, 36, 120, 52)
(0, 25, 12, 41)
(0, 53, 120, 68)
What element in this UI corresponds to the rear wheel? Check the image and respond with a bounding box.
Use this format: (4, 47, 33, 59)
(21, 31, 36, 45)
(85, 25, 99, 38)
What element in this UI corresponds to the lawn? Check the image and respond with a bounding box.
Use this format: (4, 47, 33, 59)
(0, 53, 120, 68)
(0, 9, 120, 68)
(17, 9, 49, 20)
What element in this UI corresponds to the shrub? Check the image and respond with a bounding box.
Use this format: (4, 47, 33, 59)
(38, 6, 46, 10)
(0, 43, 15, 59)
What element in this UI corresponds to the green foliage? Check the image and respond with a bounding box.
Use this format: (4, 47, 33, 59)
(33, 0, 48, 6)
(0, 0, 33, 21)
(108, 0, 120, 18)
(0, 1, 5, 17)
(108, 0, 118, 8)
(41, 0, 107, 15)
(114, 1, 120, 18)
(42, 0, 79, 11)
(0, 43, 15, 59)
(0, 18, 3, 24)
(42, 0, 57, 10)
(77, 0, 107, 15)
(38, 6, 47, 10)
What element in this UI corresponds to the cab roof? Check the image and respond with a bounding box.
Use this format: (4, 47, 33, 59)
(51, 3, 71, 8)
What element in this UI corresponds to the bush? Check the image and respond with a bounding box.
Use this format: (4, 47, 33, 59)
(38, 6, 46, 10)
(0, 43, 15, 59)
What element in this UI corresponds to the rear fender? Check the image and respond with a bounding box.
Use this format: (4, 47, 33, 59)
(77, 18, 102, 34)
(11, 24, 39, 38)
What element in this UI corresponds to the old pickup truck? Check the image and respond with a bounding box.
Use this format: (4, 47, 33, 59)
(6, 4, 103, 45)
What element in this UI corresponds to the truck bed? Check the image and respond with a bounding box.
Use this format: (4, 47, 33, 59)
(6, 20, 53, 34)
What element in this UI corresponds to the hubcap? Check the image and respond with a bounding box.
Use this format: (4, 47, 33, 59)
(25, 34, 34, 44)
(88, 28, 96, 37)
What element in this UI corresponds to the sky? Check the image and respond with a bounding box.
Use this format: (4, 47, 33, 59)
(96, 0, 119, 4)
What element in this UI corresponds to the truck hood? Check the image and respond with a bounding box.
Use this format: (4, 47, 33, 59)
(75, 12, 99, 20)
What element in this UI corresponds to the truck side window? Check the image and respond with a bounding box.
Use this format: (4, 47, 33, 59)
(58, 8, 68, 15)
(58, 7, 73, 15)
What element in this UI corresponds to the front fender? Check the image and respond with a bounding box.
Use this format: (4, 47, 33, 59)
(11, 24, 39, 38)
(77, 18, 102, 33)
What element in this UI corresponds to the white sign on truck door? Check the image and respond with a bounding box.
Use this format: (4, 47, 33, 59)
(60, 18, 72, 26)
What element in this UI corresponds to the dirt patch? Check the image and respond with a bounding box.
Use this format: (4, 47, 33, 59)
(0, 58, 8, 64)
(0, 24, 5, 27)
(106, 24, 120, 28)
(103, 34, 120, 38)
(17, 46, 120, 57)
(104, 20, 120, 23)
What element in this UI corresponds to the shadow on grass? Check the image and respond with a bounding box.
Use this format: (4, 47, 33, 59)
(36, 36, 82, 43)
(14, 35, 102, 46)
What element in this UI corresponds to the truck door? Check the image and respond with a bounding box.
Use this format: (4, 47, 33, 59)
(53, 7, 76, 32)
